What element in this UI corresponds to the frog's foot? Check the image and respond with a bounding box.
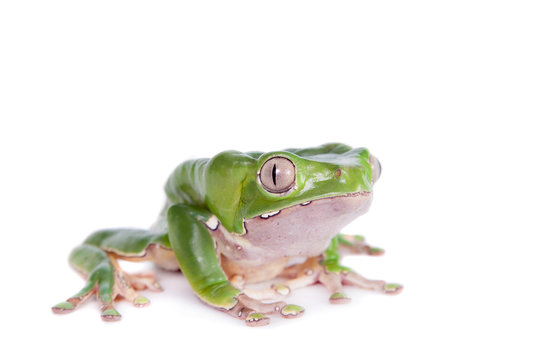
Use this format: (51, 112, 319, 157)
(252, 257, 402, 303)
(338, 234, 385, 256)
(226, 294, 304, 327)
(51, 290, 95, 315)
(278, 259, 354, 303)
(52, 259, 162, 321)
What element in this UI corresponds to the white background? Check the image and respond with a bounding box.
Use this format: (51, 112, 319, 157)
(1, 1, 539, 359)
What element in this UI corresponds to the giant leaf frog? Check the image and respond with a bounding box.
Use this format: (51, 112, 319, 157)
(52, 143, 402, 326)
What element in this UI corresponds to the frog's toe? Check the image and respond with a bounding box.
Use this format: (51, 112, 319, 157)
(245, 312, 271, 327)
(100, 304, 122, 322)
(133, 296, 151, 307)
(227, 299, 272, 326)
(367, 247, 385, 256)
(115, 285, 152, 309)
(52, 301, 76, 314)
(342, 271, 404, 295)
(52, 285, 96, 315)
(383, 283, 403, 295)
(112, 268, 160, 309)
(280, 304, 305, 319)
(329, 292, 351, 304)
(129, 272, 163, 292)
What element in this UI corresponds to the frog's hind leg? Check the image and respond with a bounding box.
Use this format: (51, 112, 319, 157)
(242, 233, 403, 302)
(52, 229, 169, 321)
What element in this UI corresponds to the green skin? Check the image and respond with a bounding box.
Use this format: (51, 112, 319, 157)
(52, 143, 401, 325)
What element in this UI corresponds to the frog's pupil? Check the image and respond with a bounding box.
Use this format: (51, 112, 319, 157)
(272, 163, 277, 186)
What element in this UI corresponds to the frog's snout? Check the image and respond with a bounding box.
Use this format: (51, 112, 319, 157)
(369, 155, 382, 184)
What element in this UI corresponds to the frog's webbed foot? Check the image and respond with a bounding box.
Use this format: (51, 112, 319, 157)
(246, 255, 402, 304)
(225, 294, 304, 327)
(52, 257, 162, 321)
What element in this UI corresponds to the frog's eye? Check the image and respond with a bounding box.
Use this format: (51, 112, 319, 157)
(259, 157, 296, 193)
(370, 155, 382, 183)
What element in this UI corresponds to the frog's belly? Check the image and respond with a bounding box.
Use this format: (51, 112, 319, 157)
(213, 191, 372, 281)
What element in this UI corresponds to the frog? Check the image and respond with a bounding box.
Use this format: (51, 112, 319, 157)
(52, 143, 402, 326)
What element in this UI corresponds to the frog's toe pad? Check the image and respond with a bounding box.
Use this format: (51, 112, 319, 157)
(133, 296, 150, 308)
(383, 283, 403, 295)
(280, 304, 305, 319)
(245, 313, 270, 327)
(51, 301, 75, 314)
(101, 307, 122, 322)
(329, 292, 351, 304)
(368, 247, 385, 256)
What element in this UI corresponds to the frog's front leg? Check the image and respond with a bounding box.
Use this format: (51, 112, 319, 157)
(52, 230, 166, 320)
(167, 204, 304, 327)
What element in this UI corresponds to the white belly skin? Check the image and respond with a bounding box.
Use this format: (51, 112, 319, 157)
(213, 191, 373, 283)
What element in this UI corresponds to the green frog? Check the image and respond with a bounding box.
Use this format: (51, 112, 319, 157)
(52, 143, 402, 326)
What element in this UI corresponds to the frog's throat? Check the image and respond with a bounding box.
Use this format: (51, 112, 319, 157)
(213, 191, 373, 268)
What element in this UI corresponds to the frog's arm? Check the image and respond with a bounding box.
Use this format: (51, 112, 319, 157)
(167, 203, 241, 309)
(166, 203, 305, 325)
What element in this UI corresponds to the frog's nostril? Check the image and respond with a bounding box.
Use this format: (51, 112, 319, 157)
(369, 155, 382, 183)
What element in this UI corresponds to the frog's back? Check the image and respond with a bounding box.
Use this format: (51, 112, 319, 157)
(148, 158, 210, 233)
(164, 158, 210, 207)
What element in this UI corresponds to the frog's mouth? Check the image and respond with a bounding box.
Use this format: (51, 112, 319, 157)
(256, 191, 371, 220)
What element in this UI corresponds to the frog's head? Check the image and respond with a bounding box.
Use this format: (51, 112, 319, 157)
(205, 143, 381, 237)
